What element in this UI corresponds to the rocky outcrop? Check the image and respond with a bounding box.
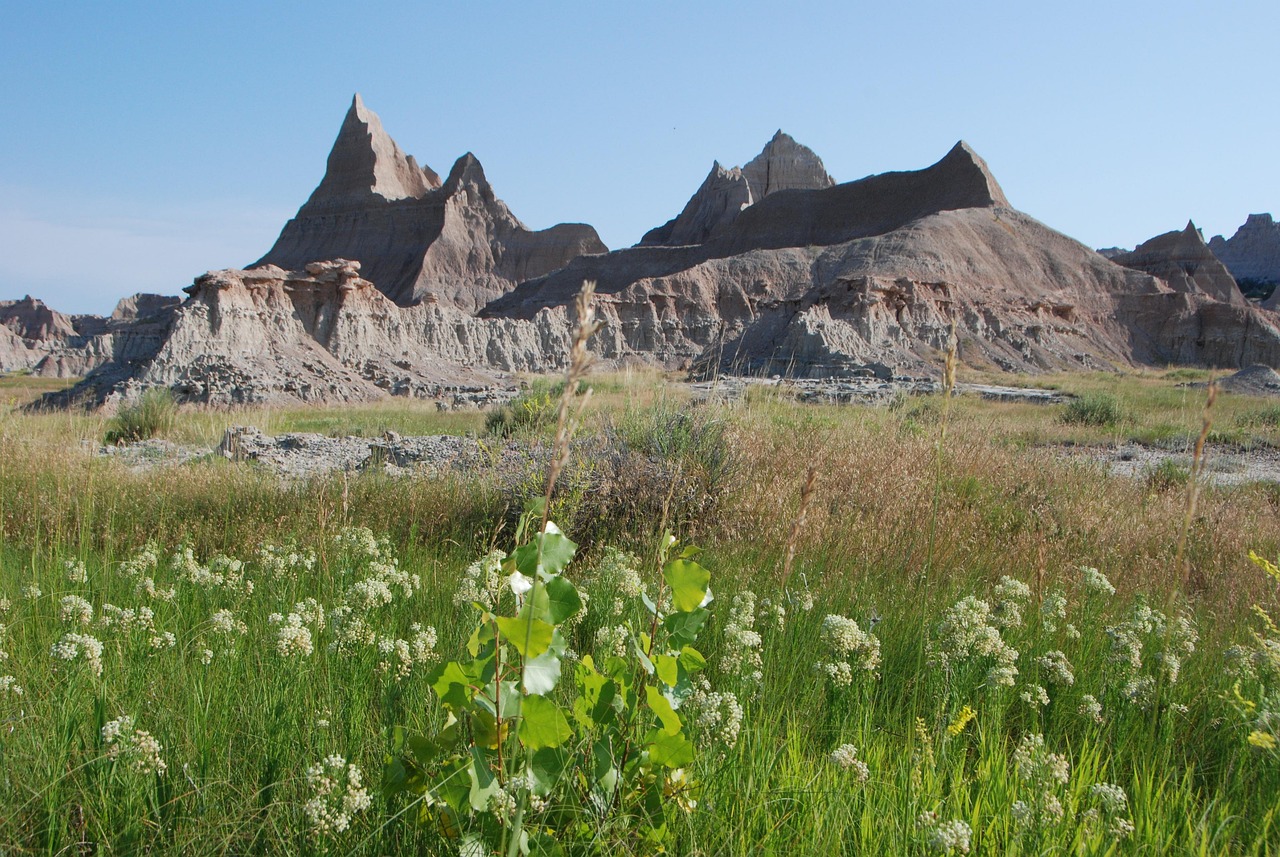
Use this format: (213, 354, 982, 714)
(486, 142, 1279, 377)
(641, 131, 834, 247)
(1113, 221, 1246, 307)
(1209, 213, 1280, 293)
(254, 95, 607, 313)
(39, 261, 594, 409)
(0, 294, 179, 377)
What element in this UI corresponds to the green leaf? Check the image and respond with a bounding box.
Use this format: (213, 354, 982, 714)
(428, 661, 476, 712)
(519, 695, 573, 749)
(654, 654, 680, 688)
(542, 575, 583, 624)
(433, 756, 471, 814)
(528, 746, 570, 797)
(663, 559, 711, 613)
(573, 661, 618, 729)
(646, 685, 682, 735)
(524, 631, 566, 695)
(512, 522, 578, 577)
(467, 747, 499, 812)
(663, 608, 709, 648)
(678, 645, 708, 673)
(466, 621, 495, 658)
(646, 728, 695, 768)
(495, 614, 554, 659)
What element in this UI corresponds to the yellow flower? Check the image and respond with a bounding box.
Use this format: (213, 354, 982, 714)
(1247, 730, 1276, 751)
(1248, 550, 1280, 583)
(947, 705, 977, 737)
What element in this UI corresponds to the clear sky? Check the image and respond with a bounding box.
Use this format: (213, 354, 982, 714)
(1, 0, 1276, 314)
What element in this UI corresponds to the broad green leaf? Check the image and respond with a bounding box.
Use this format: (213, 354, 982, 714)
(678, 545, 703, 560)
(433, 756, 471, 814)
(678, 645, 708, 673)
(529, 746, 570, 796)
(466, 621, 494, 657)
(512, 523, 578, 577)
(573, 660, 618, 728)
(524, 631, 567, 695)
(467, 747, 498, 812)
(428, 661, 475, 711)
(663, 608, 709, 648)
(646, 685, 682, 734)
(645, 728, 695, 768)
(663, 559, 711, 613)
(654, 654, 680, 688)
(519, 695, 572, 749)
(495, 614, 554, 659)
(471, 709, 505, 750)
(542, 575, 583, 624)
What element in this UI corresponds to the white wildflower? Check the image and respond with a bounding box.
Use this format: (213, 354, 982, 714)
(1036, 650, 1075, 686)
(65, 560, 88, 584)
(51, 632, 104, 676)
(919, 814, 972, 855)
(829, 744, 871, 782)
(453, 550, 506, 609)
(101, 715, 167, 775)
(304, 755, 371, 835)
(1078, 694, 1104, 723)
(1081, 566, 1116, 597)
(594, 624, 630, 660)
(929, 596, 1020, 687)
(59, 595, 94, 626)
(1020, 684, 1050, 707)
(992, 576, 1031, 628)
(0, 675, 23, 696)
(21, 584, 41, 601)
(1041, 591, 1068, 633)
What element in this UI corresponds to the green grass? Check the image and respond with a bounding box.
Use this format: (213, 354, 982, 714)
(2, 368, 1280, 854)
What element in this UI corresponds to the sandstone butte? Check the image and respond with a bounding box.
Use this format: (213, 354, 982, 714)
(13, 95, 1280, 410)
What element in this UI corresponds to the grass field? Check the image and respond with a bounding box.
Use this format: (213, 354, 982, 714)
(1, 367, 1279, 854)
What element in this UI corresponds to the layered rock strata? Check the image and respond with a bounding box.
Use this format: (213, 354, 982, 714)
(254, 95, 607, 312)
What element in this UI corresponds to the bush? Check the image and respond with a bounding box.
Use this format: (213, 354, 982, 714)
(484, 383, 560, 438)
(1060, 392, 1123, 427)
(104, 388, 177, 444)
(1144, 458, 1190, 492)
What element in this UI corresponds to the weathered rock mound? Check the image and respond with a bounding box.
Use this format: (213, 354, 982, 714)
(254, 95, 607, 313)
(39, 261, 588, 410)
(1210, 214, 1280, 294)
(1113, 221, 1246, 307)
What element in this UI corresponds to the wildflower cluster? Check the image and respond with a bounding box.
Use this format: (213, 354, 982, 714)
(1010, 733, 1070, 831)
(815, 613, 881, 687)
(684, 674, 743, 754)
(65, 560, 88, 584)
(929, 596, 1019, 688)
(270, 608, 317, 658)
(50, 632, 104, 676)
(829, 743, 870, 783)
(588, 546, 644, 618)
(452, 549, 506, 609)
(59, 595, 94, 626)
(170, 548, 253, 595)
(256, 540, 316, 581)
(1227, 553, 1280, 756)
(917, 812, 972, 855)
(373, 624, 438, 680)
(1082, 782, 1134, 840)
(101, 715, 167, 775)
(1081, 566, 1116, 597)
(1105, 602, 1198, 707)
(722, 590, 764, 687)
(0, 674, 23, 697)
(303, 754, 372, 835)
(991, 576, 1031, 628)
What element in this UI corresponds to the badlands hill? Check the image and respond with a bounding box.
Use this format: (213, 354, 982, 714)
(18, 95, 1280, 409)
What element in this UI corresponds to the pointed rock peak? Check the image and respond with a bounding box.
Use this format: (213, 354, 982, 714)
(302, 95, 439, 213)
(932, 141, 1010, 209)
(443, 152, 491, 191)
(742, 131, 834, 198)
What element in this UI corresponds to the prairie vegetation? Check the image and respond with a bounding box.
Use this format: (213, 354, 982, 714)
(1, 366, 1279, 854)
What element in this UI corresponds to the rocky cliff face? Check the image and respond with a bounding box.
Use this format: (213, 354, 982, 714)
(254, 95, 607, 313)
(1113, 221, 1246, 307)
(1209, 213, 1280, 292)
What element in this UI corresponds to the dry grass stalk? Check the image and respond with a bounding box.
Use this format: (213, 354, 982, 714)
(780, 465, 819, 589)
(540, 280, 604, 533)
(1177, 379, 1217, 588)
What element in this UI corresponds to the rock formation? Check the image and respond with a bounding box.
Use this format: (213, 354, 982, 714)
(28, 102, 1280, 409)
(1112, 221, 1246, 307)
(1209, 213, 1280, 295)
(39, 260, 591, 409)
(486, 143, 1280, 377)
(0, 294, 179, 377)
(253, 94, 607, 313)
(641, 131, 834, 246)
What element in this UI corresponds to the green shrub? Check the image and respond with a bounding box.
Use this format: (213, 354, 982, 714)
(1235, 405, 1280, 430)
(484, 382, 561, 437)
(1060, 392, 1123, 427)
(1144, 458, 1190, 492)
(103, 387, 177, 444)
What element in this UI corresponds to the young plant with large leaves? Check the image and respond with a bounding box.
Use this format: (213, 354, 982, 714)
(384, 507, 714, 855)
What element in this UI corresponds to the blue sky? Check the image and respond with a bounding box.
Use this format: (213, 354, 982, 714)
(1, 0, 1275, 314)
